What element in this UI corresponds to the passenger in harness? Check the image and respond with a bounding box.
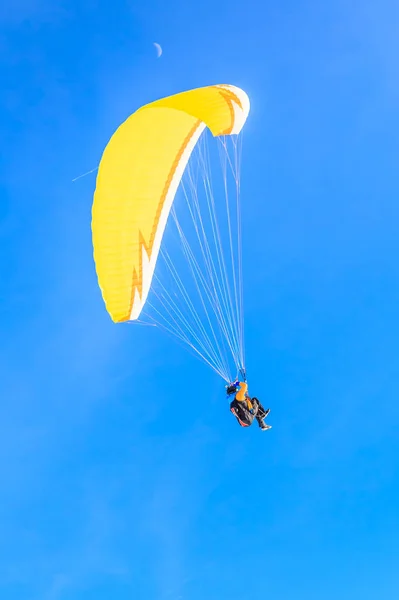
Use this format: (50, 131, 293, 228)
(227, 381, 271, 431)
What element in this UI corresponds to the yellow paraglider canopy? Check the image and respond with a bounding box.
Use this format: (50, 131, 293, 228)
(92, 84, 250, 323)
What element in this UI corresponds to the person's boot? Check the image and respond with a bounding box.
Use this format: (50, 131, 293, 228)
(259, 420, 272, 431)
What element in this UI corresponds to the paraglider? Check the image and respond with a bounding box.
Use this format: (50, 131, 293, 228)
(227, 380, 271, 431)
(92, 84, 257, 416)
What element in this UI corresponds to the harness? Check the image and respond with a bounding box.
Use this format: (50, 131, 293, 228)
(229, 394, 258, 427)
(230, 406, 249, 427)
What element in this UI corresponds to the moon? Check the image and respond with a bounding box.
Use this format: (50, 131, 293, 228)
(153, 42, 162, 58)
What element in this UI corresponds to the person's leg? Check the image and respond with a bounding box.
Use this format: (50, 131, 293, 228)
(252, 398, 271, 429)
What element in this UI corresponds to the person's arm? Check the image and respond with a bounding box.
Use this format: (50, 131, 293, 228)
(235, 381, 248, 401)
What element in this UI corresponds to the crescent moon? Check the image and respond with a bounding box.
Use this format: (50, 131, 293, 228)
(153, 42, 162, 58)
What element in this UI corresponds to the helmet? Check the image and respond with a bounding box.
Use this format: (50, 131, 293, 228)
(226, 383, 239, 396)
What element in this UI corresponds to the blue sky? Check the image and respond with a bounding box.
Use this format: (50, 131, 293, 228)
(1, 0, 399, 598)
